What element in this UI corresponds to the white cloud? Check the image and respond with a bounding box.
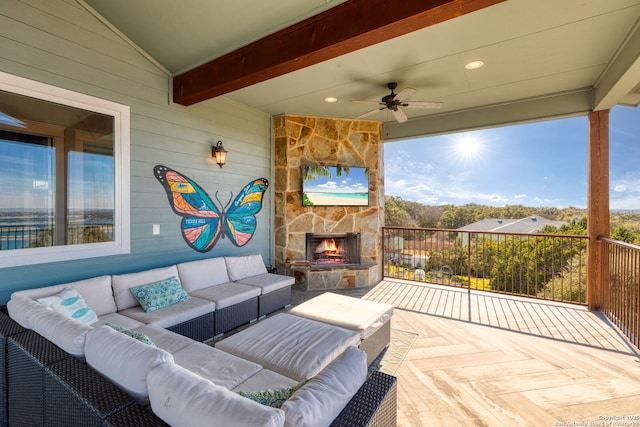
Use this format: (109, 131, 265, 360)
(514, 194, 527, 199)
(318, 181, 337, 189)
(613, 184, 627, 193)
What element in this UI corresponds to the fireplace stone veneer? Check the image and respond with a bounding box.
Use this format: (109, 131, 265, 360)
(273, 115, 384, 291)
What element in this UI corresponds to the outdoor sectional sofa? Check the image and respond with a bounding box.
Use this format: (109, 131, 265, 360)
(1, 254, 397, 426)
(8, 253, 293, 350)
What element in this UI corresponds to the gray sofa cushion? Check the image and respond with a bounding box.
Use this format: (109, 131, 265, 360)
(27, 306, 93, 357)
(215, 313, 361, 381)
(281, 346, 367, 427)
(172, 341, 263, 390)
(85, 325, 173, 404)
(234, 273, 294, 294)
(118, 295, 215, 328)
(189, 282, 260, 309)
(8, 275, 116, 319)
(225, 254, 268, 281)
(177, 257, 230, 292)
(133, 324, 195, 354)
(147, 362, 285, 427)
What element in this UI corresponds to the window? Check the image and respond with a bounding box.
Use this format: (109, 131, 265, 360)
(0, 72, 130, 267)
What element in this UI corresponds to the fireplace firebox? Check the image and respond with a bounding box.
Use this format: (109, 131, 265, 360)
(306, 233, 361, 265)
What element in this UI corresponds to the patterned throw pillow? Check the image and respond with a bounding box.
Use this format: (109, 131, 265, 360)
(105, 323, 155, 346)
(37, 287, 99, 325)
(129, 276, 190, 313)
(237, 380, 309, 408)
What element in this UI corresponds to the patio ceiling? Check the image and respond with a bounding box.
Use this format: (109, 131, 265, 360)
(84, 0, 640, 140)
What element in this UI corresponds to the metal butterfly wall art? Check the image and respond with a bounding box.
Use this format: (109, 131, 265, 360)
(154, 165, 269, 252)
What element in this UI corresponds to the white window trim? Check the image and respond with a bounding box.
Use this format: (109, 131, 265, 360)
(0, 71, 130, 268)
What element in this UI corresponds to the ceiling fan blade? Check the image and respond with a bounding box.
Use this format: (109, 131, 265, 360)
(393, 87, 416, 102)
(351, 100, 384, 104)
(404, 101, 444, 109)
(391, 108, 408, 123)
(356, 107, 385, 119)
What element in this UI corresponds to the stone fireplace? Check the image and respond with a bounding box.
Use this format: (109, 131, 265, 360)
(273, 115, 383, 291)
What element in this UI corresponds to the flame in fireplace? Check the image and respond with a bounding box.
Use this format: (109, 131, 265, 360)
(316, 238, 340, 254)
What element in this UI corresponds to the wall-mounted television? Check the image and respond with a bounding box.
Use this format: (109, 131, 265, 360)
(302, 165, 369, 206)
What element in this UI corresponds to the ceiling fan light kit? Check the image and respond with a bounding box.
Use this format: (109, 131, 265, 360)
(352, 82, 443, 123)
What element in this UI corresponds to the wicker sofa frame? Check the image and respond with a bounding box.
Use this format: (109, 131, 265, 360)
(0, 311, 397, 426)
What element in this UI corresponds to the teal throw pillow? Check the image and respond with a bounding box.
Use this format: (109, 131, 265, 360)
(105, 323, 155, 346)
(129, 276, 190, 313)
(237, 380, 309, 408)
(37, 287, 98, 325)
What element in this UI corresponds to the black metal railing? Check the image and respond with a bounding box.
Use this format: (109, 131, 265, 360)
(600, 237, 640, 350)
(0, 224, 113, 250)
(382, 226, 588, 305)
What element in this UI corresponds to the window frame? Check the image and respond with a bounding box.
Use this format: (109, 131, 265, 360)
(0, 71, 130, 267)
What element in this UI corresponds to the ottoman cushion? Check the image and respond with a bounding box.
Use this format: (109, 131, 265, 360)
(288, 292, 393, 339)
(215, 313, 360, 381)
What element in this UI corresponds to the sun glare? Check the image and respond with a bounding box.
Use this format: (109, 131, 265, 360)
(452, 132, 485, 161)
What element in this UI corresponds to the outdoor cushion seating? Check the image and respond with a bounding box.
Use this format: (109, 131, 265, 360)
(147, 362, 286, 427)
(146, 346, 368, 427)
(118, 295, 215, 328)
(3, 254, 398, 426)
(8, 253, 294, 344)
(287, 292, 394, 364)
(215, 312, 361, 381)
(84, 325, 174, 403)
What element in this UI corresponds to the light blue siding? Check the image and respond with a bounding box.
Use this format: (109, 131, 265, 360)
(0, 0, 273, 304)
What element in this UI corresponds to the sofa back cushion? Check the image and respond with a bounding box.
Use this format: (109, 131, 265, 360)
(85, 325, 173, 403)
(27, 306, 93, 357)
(147, 362, 285, 427)
(8, 275, 116, 318)
(177, 257, 230, 292)
(111, 265, 180, 311)
(225, 254, 267, 281)
(70, 275, 118, 316)
(280, 346, 367, 427)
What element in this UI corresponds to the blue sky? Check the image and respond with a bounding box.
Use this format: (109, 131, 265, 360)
(385, 106, 640, 210)
(303, 166, 369, 194)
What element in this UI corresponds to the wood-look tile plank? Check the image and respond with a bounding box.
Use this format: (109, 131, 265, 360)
(296, 279, 640, 426)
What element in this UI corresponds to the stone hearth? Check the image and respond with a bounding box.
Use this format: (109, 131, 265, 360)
(273, 115, 383, 291)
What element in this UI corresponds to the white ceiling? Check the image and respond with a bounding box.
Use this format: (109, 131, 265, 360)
(84, 0, 640, 140)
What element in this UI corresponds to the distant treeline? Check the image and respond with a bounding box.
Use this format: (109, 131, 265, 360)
(384, 196, 640, 245)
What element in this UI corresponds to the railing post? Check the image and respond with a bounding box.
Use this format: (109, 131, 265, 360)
(467, 231, 471, 294)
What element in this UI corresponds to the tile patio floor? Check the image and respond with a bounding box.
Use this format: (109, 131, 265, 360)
(294, 279, 640, 427)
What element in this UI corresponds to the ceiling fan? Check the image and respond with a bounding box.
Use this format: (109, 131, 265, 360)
(352, 82, 443, 123)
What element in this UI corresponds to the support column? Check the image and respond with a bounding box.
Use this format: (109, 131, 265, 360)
(587, 110, 610, 310)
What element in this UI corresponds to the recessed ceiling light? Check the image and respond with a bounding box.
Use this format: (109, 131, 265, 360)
(465, 60, 484, 70)
(324, 97, 338, 103)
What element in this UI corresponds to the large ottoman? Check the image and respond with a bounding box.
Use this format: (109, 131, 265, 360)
(287, 292, 393, 364)
(215, 313, 360, 381)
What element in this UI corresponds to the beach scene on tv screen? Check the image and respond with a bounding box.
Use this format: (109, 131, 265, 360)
(302, 166, 369, 206)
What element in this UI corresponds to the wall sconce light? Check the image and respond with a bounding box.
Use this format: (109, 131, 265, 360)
(211, 140, 227, 168)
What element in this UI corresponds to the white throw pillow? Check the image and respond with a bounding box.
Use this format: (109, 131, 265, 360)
(37, 286, 98, 325)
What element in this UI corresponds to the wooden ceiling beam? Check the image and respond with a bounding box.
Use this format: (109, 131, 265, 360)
(173, 0, 506, 106)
